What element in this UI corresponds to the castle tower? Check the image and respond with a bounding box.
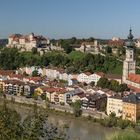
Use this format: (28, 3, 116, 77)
(122, 29, 136, 83)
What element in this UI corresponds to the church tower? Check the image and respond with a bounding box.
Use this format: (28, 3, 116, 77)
(122, 29, 136, 83)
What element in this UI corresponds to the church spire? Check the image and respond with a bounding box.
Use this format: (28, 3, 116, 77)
(125, 28, 134, 48)
(122, 29, 136, 83)
(127, 28, 134, 40)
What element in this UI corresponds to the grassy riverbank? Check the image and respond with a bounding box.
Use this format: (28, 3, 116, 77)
(108, 130, 140, 140)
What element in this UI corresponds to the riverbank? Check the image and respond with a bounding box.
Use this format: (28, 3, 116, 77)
(1, 96, 140, 140)
(0, 96, 102, 123)
(1, 95, 140, 131)
(1, 94, 106, 118)
(0, 98, 120, 140)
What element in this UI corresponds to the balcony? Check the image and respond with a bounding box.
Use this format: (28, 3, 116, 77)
(82, 104, 88, 107)
(88, 104, 95, 108)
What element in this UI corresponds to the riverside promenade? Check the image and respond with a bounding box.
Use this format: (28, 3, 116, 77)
(1, 94, 107, 119)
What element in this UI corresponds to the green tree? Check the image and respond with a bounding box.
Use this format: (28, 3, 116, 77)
(118, 84, 129, 92)
(70, 37, 77, 44)
(0, 47, 124, 75)
(101, 112, 117, 127)
(32, 92, 38, 100)
(88, 37, 95, 42)
(105, 46, 112, 54)
(31, 47, 38, 54)
(32, 70, 38, 77)
(110, 80, 119, 92)
(23, 103, 67, 140)
(99, 101, 106, 112)
(0, 100, 22, 140)
(117, 46, 126, 56)
(90, 81, 95, 87)
(117, 119, 130, 129)
(97, 77, 110, 89)
(71, 100, 82, 117)
(0, 101, 67, 140)
(40, 93, 46, 100)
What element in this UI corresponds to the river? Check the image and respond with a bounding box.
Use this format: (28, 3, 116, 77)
(1, 101, 119, 140)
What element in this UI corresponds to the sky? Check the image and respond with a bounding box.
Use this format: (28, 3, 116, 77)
(0, 0, 140, 39)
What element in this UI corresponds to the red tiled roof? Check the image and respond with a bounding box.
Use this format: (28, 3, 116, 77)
(9, 74, 24, 79)
(9, 33, 48, 42)
(128, 84, 140, 92)
(9, 34, 22, 38)
(40, 86, 67, 93)
(28, 77, 42, 82)
(0, 70, 15, 76)
(3, 79, 25, 85)
(84, 72, 92, 76)
(95, 72, 105, 77)
(108, 39, 124, 47)
(128, 73, 140, 84)
(52, 67, 65, 73)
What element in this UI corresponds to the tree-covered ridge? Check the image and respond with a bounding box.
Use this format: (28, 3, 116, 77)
(0, 47, 123, 74)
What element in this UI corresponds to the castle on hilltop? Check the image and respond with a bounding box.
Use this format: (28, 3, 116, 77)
(6, 33, 50, 51)
(122, 29, 140, 91)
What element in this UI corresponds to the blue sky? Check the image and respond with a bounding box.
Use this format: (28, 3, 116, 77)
(0, 0, 140, 39)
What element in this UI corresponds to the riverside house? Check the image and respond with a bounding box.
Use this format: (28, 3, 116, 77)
(2, 80, 24, 96)
(81, 93, 107, 110)
(122, 93, 140, 122)
(107, 95, 123, 117)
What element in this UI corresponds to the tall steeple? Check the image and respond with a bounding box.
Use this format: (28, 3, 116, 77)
(128, 28, 133, 40)
(122, 29, 136, 83)
(125, 28, 135, 48)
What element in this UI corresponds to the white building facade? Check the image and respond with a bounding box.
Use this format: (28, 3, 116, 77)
(107, 96, 123, 117)
(77, 72, 104, 85)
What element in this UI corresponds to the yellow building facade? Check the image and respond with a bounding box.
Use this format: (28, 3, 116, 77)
(122, 102, 140, 122)
(122, 93, 140, 122)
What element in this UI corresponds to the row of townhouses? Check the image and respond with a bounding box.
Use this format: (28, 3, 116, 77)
(0, 70, 42, 96)
(1, 69, 140, 122)
(0, 69, 108, 111)
(35, 86, 107, 111)
(107, 93, 140, 122)
(18, 66, 107, 86)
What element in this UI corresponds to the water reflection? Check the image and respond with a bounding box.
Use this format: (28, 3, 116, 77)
(4, 102, 118, 140)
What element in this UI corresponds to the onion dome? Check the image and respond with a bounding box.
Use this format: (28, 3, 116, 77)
(127, 28, 134, 40)
(125, 28, 134, 48)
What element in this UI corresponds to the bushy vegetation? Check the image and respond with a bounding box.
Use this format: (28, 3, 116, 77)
(0, 47, 123, 74)
(97, 77, 129, 92)
(100, 113, 133, 129)
(110, 131, 140, 140)
(0, 100, 66, 140)
(71, 100, 82, 117)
